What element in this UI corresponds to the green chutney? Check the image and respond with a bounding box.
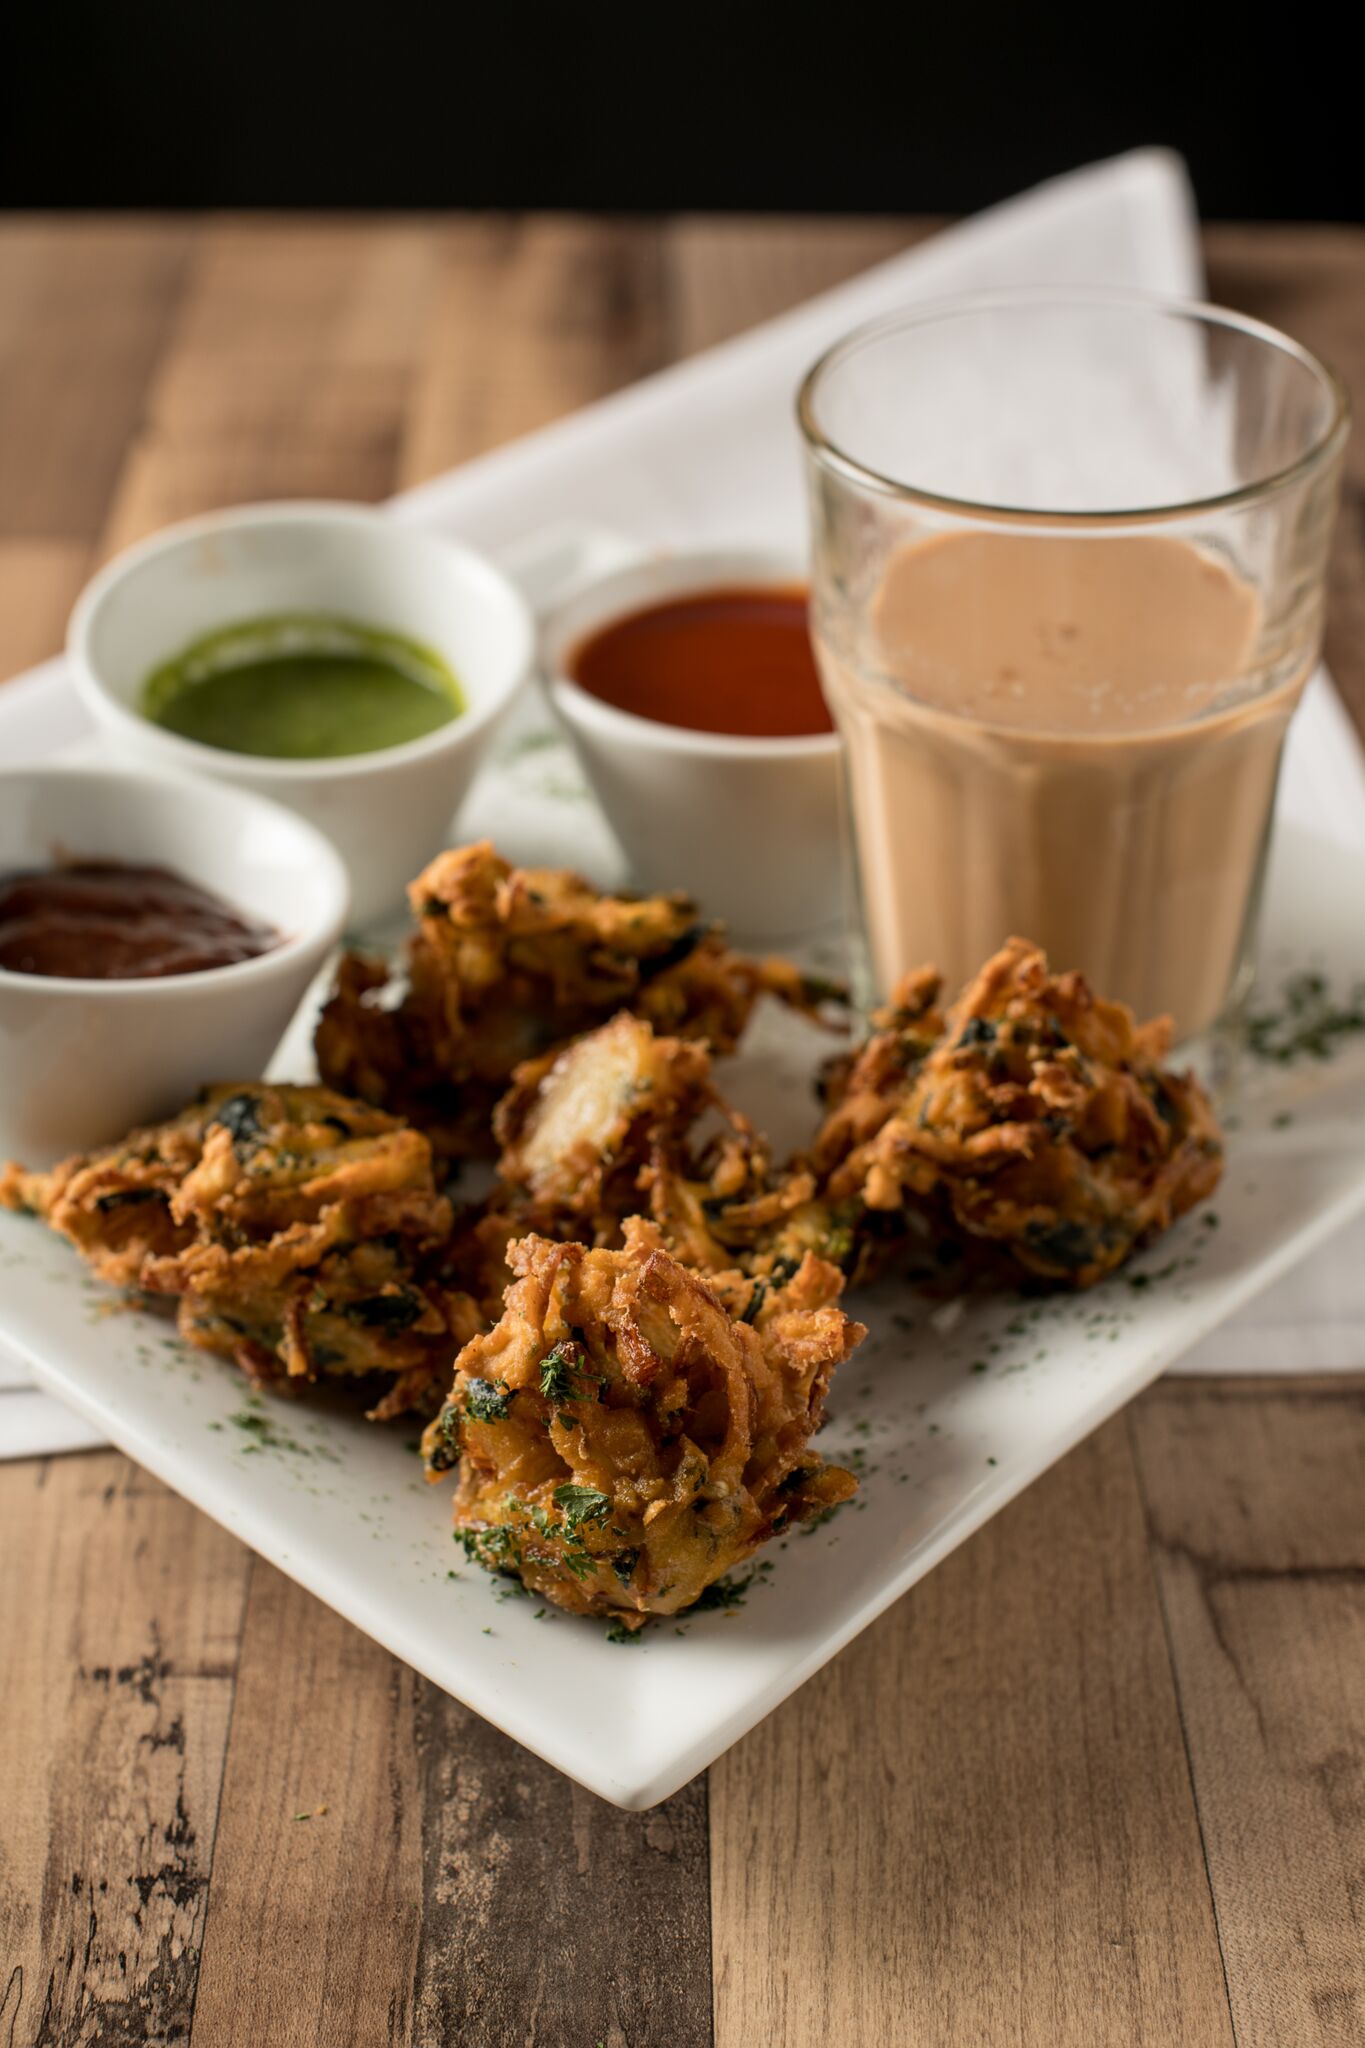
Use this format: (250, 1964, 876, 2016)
(142, 614, 464, 760)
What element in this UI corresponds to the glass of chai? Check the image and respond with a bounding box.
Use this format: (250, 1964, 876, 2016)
(798, 289, 1348, 1040)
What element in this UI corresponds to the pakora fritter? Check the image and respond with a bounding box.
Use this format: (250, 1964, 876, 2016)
(405, 1012, 785, 1325)
(420, 1219, 863, 1626)
(489, 1008, 786, 1263)
(0, 1083, 482, 1418)
(818, 938, 1223, 1288)
(315, 840, 841, 1159)
(492, 1011, 716, 1242)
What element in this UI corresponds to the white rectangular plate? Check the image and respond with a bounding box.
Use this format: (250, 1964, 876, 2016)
(4, 154, 1365, 1799)
(2, 718, 1364, 1802)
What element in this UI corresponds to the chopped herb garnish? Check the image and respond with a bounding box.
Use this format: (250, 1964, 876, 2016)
(209, 1092, 266, 1152)
(1127, 1258, 1180, 1293)
(342, 1288, 424, 1331)
(1247, 970, 1365, 1064)
(538, 1346, 578, 1399)
(537, 1341, 600, 1402)
(427, 1402, 461, 1473)
(465, 1377, 512, 1422)
(551, 1484, 611, 1533)
(456, 1524, 520, 1570)
(689, 1566, 764, 1612)
(227, 1408, 304, 1454)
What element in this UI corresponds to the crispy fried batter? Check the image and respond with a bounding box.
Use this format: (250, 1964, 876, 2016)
(428, 1013, 777, 1318)
(490, 1010, 779, 1261)
(312, 950, 499, 1163)
(649, 1162, 863, 1285)
(420, 1220, 863, 1625)
(0, 1084, 482, 1417)
(481, 1009, 840, 1298)
(493, 1013, 715, 1239)
(821, 938, 1223, 1287)
(811, 965, 949, 1179)
(314, 840, 842, 1159)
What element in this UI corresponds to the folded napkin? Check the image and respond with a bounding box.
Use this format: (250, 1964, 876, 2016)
(4, 149, 1361, 1460)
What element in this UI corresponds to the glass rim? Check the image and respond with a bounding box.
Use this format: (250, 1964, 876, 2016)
(796, 285, 1351, 525)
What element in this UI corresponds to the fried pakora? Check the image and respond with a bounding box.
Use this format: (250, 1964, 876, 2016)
(0, 1083, 482, 1418)
(429, 1009, 779, 1319)
(819, 938, 1223, 1288)
(479, 1003, 875, 1288)
(493, 1012, 716, 1240)
(481, 1008, 837, 1295)
(314, 840, 841, 1159)
(489, 1008, 780, 1257)
(420, 1220, 863, 1626)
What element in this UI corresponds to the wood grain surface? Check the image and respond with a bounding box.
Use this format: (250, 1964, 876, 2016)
(1, 212, 1363, 2048)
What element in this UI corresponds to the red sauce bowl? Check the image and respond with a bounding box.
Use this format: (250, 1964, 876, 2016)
(543, 548, 843, 941)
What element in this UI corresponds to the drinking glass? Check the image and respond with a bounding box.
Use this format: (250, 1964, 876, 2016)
(798, 289, 1348, 1038)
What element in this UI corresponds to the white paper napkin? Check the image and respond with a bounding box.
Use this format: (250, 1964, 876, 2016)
(395, 150, 1204, 557)
(4, 148, 1361, 1458)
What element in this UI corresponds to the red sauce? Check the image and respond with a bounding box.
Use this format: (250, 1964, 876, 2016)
(568, 585, 834, 738)
(0, 861, 280, 980)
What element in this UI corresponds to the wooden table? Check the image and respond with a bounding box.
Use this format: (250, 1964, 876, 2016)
(2, 216, 1363, 2048)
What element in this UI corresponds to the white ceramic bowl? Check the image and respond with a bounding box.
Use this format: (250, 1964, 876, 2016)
(542, 548, 843, 941)
(0, 765, 349, 1164)
(68, 502, 535, 925)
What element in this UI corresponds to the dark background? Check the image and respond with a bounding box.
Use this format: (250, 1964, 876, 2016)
(8, 2, 1362, 219)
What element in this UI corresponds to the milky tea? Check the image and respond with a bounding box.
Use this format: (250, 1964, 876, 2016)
(801, 297, 1346, 1037)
